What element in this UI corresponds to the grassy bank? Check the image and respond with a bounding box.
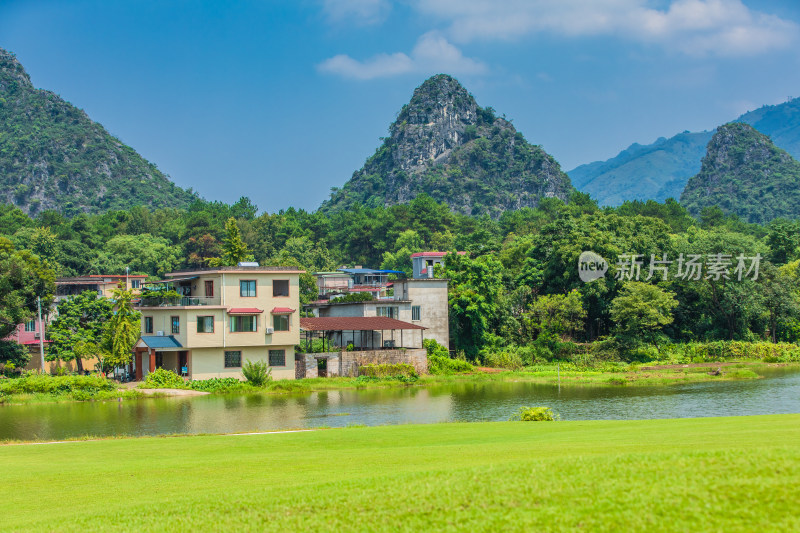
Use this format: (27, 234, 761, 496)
(1, 360, 795, 404)
(2, 415, 799, 531)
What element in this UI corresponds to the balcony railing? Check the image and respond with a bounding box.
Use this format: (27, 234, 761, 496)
(138, 295, 221, 307)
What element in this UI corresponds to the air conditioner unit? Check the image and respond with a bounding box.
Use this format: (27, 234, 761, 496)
(265, 327, 275, 334)
(156, 331, 165, 337)
(34, 332, 41, 339)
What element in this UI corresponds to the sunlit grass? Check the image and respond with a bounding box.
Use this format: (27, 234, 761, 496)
(2, 415, 799, 531)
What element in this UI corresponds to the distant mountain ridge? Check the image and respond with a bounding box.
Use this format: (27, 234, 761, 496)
(0, 48, 197, 216)
(680, 123, 800, 223)
(569, 97, 800, 207)
(320, 74, 573, 217)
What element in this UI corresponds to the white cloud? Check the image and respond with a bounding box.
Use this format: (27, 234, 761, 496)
(317, 32, 487, 80)
(322, 0, 391, 26)
(413, 0, 799, 56)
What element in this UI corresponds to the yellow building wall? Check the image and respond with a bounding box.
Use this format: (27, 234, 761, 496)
(190, 345, 295, 381)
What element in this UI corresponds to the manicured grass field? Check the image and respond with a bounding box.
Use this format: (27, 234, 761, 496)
(2, 415, 799, 531)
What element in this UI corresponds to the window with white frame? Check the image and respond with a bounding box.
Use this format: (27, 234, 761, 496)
(412, 306, 421, 321)
(25, 320, 36, 332)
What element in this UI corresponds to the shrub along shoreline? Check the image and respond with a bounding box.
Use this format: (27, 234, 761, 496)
(1, 355, 797, 405)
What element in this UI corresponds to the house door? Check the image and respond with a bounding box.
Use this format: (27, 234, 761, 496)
(179, 351, 188, 377)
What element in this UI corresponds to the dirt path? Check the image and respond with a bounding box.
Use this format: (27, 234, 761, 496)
(136, 388, 210, 397)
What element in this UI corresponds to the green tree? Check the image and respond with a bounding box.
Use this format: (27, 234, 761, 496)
(97, 233, 181, 277)
(101, 284, 142, 371)
(443, 252, 504, 358)
(48, 291, 114, 373)
(766, 219, 800, 264)
(209, 217, 254, 267)
(527, 290, 586, 341)
(610, 282, 678, 351)
(0, 238, 56, 338)
(0, 340, 30, 370)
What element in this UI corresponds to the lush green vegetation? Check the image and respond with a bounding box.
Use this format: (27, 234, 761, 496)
(241, 359, 273, 386)
(0, 373, 138, 402)
(570, 97, 800, 208)
(681, 123, 800, 223)
(357, 363, 417, 378)
(510, 406, 557, 421)
(321, 74, 572, 218)
(569, 131, 712, 206)
(2, 415, 799, 530)
(4, 184, 800, 372)
(0, 48, 196, 216)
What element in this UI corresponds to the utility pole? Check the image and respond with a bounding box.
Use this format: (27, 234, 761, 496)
(126, 266, 129, 289)
(37, 296, 45, 372)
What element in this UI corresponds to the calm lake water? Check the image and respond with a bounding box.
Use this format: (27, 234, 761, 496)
(2, 368, 799, 441)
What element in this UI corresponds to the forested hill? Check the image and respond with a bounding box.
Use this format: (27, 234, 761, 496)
(680, 123, 800, 223)
(320, 74, 573, 218)
(569, 97, 800, 207)
(568, 131, 713, 206)
(0, 48, 197, 216)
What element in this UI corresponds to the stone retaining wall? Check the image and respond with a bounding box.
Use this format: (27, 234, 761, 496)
(296, 349, 428, 378)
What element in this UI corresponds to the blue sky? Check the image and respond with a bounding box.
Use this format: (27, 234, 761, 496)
(2, 0, 800, 213)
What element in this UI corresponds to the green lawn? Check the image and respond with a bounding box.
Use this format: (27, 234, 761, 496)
(2, 415, 799, 531)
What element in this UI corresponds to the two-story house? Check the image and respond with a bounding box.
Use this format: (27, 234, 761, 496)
(307, 252, 457, 349)
(133, 265, 303, 381)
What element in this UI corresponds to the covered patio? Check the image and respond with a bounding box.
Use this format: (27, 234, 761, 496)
(299, 316, 426, 352)
(297, 317, 428, 378)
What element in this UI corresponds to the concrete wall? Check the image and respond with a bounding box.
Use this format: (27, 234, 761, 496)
(190, 345, 296, 381)
(394, 279, 449, 349)
(137, 271, 302, 374)
(296, 349, 427, 378)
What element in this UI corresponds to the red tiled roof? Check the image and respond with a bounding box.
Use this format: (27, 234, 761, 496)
(228, 308, 263, 315)
(271, 307, 295, 314)
(21, 340, 51, 344)
(300, 316, 426, 331)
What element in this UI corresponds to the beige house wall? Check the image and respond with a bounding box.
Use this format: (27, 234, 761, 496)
(395, 279, 449, 349)
(136, 269, 301, 380)
(190, 345, 295, 381)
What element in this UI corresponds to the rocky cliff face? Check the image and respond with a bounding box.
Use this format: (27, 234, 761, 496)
(0, 48, 197, 216)
(320, 74, 573, 217)
(680, 123, 800, 223)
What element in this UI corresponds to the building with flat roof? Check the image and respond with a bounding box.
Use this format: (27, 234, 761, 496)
(133, 265, 303, 381)
(307, 252, 460, 349)
(55, 274, 148, 301)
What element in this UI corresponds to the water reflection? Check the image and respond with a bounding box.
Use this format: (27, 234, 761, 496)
(1, 368, 798, 441)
